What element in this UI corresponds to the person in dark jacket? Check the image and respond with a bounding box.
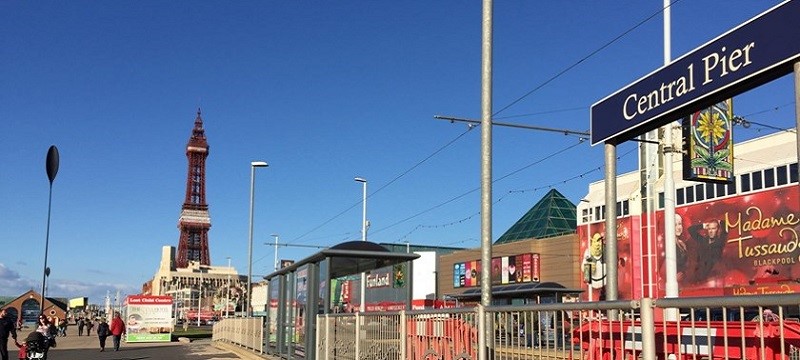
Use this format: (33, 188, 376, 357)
(0, 309, 19, 360)
(96, 319, 110, 352)
(108, 312, 126, 352)
(77, 317, 85, 336)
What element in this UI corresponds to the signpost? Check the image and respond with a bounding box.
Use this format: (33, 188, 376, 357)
(591, 0, 800, 146)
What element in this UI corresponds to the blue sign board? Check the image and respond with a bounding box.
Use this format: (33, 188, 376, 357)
(591, 0, 800, 145)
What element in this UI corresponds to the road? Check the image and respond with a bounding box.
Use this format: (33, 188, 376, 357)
(8, 333, 240, 360)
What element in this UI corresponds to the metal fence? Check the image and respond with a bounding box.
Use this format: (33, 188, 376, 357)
(315, 293, 800, 360)
(212, 317, 265, 354)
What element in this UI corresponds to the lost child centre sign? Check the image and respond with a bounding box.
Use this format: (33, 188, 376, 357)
(591, 0, 800, 145)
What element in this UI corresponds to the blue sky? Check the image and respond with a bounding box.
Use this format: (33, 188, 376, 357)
(1, 1, 795, 305)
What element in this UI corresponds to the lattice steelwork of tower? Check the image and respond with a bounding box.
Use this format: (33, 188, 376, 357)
(176, 109, 212, 268)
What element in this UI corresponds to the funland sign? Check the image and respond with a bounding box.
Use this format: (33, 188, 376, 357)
(591, 0, 800, 145)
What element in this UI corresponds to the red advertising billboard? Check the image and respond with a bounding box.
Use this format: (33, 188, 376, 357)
(579, 185, 799, 300)
(657, 186, 800, 296)
(578, 217, 638, 300)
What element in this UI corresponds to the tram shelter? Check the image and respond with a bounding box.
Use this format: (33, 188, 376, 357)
(262, 240, 420, 359)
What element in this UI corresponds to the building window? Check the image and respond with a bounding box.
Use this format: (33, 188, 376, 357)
(686, 187, 695, 203)
(764, 168, 775, 188)
(705, 183, 715, 200)
(741, 174, 751, 192)
(727, 180, 736, 196)
(752, 171, 763, 190)
(791, 163, 798, 183)
(715, 183, 726, 197)
(777, 165, 788, 185)
(695, 184, 705, 202)
(581, 208, 592, 223)
(658, 192, 664, 208)
(676, 188, 685, 206)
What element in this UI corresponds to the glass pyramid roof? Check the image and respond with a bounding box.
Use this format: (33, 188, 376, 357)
(494, 189, 577, 244)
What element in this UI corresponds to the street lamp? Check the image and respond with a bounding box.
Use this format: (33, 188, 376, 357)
(226, 256, 231, 318)
(354, 177, 367, 312)
(247, 161, 268, 317)
(197, 267, 203, 327)
(41, 145, 59, 313)
(271, 234, 279, 272)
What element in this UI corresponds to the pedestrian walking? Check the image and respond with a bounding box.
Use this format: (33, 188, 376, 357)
(77, 317, 85, 336)
(85, 318, 94, 335)
(109, 312, 125, 352)
(96, 319, 110, 352)
(0, 308, 19, 360)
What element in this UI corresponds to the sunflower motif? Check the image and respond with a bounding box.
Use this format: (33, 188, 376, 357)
(696, 110, 727, 147)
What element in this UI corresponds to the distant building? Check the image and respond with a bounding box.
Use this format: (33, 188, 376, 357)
(0, 290, 67, 325)
(438, 189, 583, 306)
(144, 246, 246, 318)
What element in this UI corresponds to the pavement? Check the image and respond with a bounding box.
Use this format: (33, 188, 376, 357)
(12, 330, 280, 360)
(13, 331, 177, 350)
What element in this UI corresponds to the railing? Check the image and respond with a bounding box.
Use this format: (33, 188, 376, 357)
(316, 294, 800, 360)
(212, 317, 264, 354)
(209, 294, 800, 359)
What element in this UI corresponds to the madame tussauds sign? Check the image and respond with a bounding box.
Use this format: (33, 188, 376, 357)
(591, 0, 800, 145)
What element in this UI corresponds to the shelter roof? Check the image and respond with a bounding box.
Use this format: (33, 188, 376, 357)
(448, 282, 582, 300)
(264, 240, 419, 280)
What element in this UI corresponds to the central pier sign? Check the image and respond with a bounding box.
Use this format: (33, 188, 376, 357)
(591, 0, 800, 145)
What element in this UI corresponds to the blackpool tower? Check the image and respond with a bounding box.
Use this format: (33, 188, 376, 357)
(176, 109, 212, 268)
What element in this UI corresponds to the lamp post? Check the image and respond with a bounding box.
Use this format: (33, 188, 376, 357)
(247, 161, 268, 317)
(271, 234, 279, 272)
(354, 177, 367, 312)
(197, 267, 203, 327)
(41, 145, 59, 313)
(226, 256, 231, 318)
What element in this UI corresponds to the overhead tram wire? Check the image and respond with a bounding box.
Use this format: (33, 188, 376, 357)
(287, 125, 476, 245)
(492, 0, 684, 117)
(371, 137, 588, 237)
(392, 145, 639, 242)
(288, 0, 689, 248)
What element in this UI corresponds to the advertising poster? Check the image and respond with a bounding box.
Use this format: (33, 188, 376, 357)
(656, 186, 800, 296)
(507, 256, 517, 284)
(578, 217, 636, 300)
(124, 295, 173, 343)
(464, 261, 472, 286)
(453, 264, 460, 287)
(531, 253, 541, 282)
(473, 260, 480, 287)
(522, 254, 532, 282)
(501, 257, 509, 284)
(491, 258, 502, 285)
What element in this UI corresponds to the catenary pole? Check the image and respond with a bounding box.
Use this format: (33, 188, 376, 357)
(662, 0, 680, 321)
(479, 0, 493, 359)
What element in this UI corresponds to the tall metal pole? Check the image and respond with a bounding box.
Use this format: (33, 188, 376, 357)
(662, 0, 679, 321)
(795, 62, 800, 195)
(604, 142, 618, 306)
(198, 268, 202, 327)
(480, 0, 493, 358)
(247, 161, 268, 317)
(41, 145, 59, 313)
(354, 177, 367, 312)
(226, 257, 231, 318)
